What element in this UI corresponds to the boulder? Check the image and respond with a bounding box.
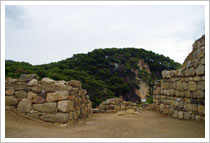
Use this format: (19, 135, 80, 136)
(20, 74, 39, 82)
(5, 96, 18, 106)
(46, 91, 68, 102)
(57, 100, 74, 112)
(17, 98, 32, 113)
(26, 79, 38, 86)
(33, 103, 57, 113)
(40, 113, 70, 123)
(5, 89, 14, 96)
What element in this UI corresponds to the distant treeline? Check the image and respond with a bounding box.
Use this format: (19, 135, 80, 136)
(6, 48, 181, 107)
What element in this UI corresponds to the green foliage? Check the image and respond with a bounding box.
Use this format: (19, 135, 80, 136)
(5, 48, 180, 107)
(146, 96, 153, 104)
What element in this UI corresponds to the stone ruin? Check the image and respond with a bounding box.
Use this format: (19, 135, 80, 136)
(153, 35, 205, 121)
(5, 75, 92, 126)
(94, 98, 142, 115)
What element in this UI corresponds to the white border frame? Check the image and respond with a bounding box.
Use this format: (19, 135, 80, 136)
(1, 1, 209, 142)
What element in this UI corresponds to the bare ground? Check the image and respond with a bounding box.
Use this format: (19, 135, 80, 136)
(5, 109, 205, 138)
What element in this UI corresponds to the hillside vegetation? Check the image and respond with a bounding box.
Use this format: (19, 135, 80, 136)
(6, 48, 181, 107)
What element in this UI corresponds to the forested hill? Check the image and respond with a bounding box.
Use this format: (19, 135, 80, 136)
(6, 48, 181, 107)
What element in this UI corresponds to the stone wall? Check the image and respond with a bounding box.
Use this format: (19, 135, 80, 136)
(153, 35, 205, 121)
(97, 98, 137, 113)
(5, 75, 92, 125)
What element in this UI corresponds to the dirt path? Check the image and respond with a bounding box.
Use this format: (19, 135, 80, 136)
(6, 109, 205, 138)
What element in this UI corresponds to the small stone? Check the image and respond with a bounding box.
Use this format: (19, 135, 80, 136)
(183, 82, 188, 90)
(31, 96, 46, 104)
(5, 89, 14, 96)
(196, 90, 205, 99)
(184, 91, 191, 97)
(176, 81, 183, 90)
(172, 110, 178, 118)
(197, 81, 205, 90)
(17, 98, 32, 113)
(200, 58, 205, 65)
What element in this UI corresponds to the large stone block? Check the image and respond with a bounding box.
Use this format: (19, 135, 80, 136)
(57, 100, 74, 112)
(177, 81, 183, 90)
(5, 96, 18, 106)
(68, 80, 81, 87)
(189, 81, 196, 91)
(197, 81, 205, 90)
(15, 90, 27, 98)
(46, 91, 68, 102)
(195, 65, 205, 75)
(17, 98, 32, 113)
(5, 89, 14, 96)
(178, 111, 184, 119)
(40, 113, 70, 123)
(198, 105, 205, 114)
(33, 103, 57, 113)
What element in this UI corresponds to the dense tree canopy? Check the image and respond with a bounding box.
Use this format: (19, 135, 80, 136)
(6, 48, 181, 107)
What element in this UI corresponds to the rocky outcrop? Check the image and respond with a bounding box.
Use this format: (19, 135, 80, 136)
(5, 76, 92, 125)
(153, 35, 205, 121)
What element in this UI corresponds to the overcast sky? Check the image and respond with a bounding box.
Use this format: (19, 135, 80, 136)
(5, 5, 205, 65)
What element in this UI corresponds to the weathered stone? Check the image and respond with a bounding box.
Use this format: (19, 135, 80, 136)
(20, 74, 39, 82)
(15, 90, 27, 98)
(126, 109, 136, 114)
(175, 90, 180, 96)
(46, 91, 68, 102)
(40, 113, 70, 123)
(184, 91, 191, 98)
(192, 104, 198, 112)
(198, 105, 205, 114)
(31, 96, 46, 104)
(186, 61, 192, 69)
(189, 81, 196, 91)
(177, 81, 183, 90)
(27, 112, 39, 119)
(168, 107, 174, 115)
(33, 103, 57, 113)
(68, 80, 81, 87)
(197, 81, 205, 90)
(193, 76, 201, 81)
(192, 59, 199, 68)
(200, 58, 205, 65)
(17, 98, 32, 113)
(184, 112, 191, 120)
(186, 103, 192, 111)
(183, 82, 188, 90)
(178, 111, 184, 119)
(5, 96, 18, 106)
(26, 79, 38, 86)
(160, 104, 164, 112)
(27, 91, 38, 99)
(5, 89, 14, 96)
(172, 110, 178, 118)
(195, 115, 201, 121)
(195, 65, 205, 75)
(166, 71, 171, 78)
(161, 70, 167, 78)
(178, 101, 184, 109)
(41, 78, 55, 85)
(196, 90, 205, 99)
(179, 91, 184, 97)
(171, 82, 176, 89)
(58, 100, 74, 112)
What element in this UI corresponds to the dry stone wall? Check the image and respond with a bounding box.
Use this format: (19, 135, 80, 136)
(5, 75, 92, 125)
(153, 35, 205, 121)
(97, 98, 137, 113)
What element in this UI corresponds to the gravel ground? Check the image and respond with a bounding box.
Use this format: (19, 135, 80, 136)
(5, 109, 205, 138)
